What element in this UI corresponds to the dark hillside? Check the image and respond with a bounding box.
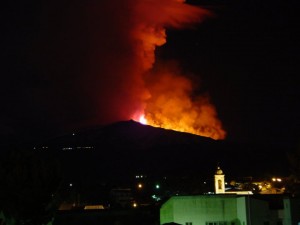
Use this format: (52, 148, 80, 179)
(34, 120, 290, 183)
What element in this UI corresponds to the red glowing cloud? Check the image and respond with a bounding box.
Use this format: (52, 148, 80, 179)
(36, 0, 226, 139)
(127, 0, 225, 139)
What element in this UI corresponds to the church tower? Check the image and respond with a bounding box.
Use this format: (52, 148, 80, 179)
(214, 166, 225, 194)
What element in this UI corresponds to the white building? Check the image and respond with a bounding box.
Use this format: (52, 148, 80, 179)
(160, 194, 300, 225)
(160, 166, 300, 225)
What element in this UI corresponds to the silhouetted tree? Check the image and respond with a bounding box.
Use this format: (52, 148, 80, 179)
(0, 146, 63, 225)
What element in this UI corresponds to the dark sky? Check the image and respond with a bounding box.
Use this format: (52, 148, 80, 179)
(1, 0, 299, 151)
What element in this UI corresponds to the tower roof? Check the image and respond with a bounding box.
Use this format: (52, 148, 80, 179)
(215, 166, 223, 175)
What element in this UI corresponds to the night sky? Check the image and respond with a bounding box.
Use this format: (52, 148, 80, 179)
(1, 0, 299, 151)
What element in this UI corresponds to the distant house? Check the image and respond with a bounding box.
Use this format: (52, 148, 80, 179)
(109, 188, 135, 208)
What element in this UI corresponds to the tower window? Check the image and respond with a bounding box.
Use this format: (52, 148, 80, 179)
(218, 180, 222, 189)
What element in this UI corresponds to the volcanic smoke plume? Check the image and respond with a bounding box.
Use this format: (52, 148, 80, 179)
(129, 0, 226, 139)
(37, 0, 226, 140)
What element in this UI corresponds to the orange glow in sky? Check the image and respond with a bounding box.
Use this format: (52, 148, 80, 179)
(130, 0, 226, 140)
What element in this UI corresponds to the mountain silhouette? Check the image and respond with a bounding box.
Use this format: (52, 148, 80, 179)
(35, 120, 290, 183)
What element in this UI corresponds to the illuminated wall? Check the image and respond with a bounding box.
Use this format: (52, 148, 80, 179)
(160, 195, 240, 225)
(283, 197, 300, 225)
(160, 195, 287, 225)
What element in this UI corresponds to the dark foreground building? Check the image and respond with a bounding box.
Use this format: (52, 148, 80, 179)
(53, 206, 160, 225)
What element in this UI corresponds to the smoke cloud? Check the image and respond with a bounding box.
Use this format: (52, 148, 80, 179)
(32, 0, 225, 139)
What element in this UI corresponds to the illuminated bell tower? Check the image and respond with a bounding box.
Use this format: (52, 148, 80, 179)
(214, 166, 225, 194)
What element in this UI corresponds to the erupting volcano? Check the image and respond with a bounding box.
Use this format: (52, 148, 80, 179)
(126, 0, 226, 140)
(82, 0, 226, 140)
